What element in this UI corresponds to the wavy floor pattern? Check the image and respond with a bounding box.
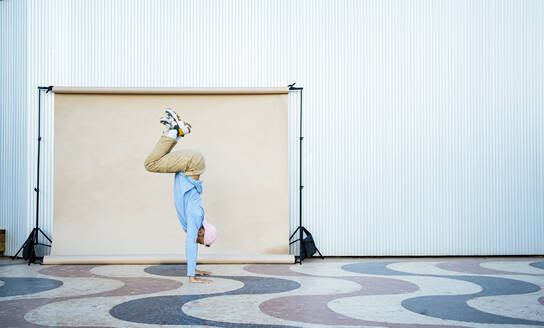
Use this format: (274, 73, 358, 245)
(0, 257, 543, 327)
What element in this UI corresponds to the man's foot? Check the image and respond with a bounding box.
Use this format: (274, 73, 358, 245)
(165, 108, 191, 137)
(189, 276, 212, 284)
(195, 269, 212, 276)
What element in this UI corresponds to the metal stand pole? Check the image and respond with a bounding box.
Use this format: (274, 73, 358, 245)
(12, 86, 54, 264)
(288, 83, 323, 264)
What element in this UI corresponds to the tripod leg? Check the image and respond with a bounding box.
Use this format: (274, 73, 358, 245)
(13, 228, 37, 260)
(12, 239, 28, 260)
(289, 239, 300, 245)
(316, 247, 325, 259)
(289, 226, 301, 241)
(37, 228, 52, 243)
(289, 227, 300, 260)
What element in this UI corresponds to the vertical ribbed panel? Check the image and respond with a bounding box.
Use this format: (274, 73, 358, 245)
(5, 0, 543, 257)
(0, 0, 28, 256)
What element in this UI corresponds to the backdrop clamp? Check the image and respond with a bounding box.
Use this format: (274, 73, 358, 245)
(38, 86, 53, 93)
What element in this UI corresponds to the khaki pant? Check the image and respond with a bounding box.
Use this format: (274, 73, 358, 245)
(144, 136, 205, 175)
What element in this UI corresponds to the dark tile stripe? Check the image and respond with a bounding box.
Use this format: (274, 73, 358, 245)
(110, 274, 300, 327)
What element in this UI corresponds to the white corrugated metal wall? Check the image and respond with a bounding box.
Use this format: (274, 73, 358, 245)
(1, 0, 29, 256)
(2, 0, 543, 257)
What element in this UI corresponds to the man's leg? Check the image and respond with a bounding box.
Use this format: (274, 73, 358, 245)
(144, 136, 198, 173)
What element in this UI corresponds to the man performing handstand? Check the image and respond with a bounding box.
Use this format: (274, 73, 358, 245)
(144, 108, 217, 284)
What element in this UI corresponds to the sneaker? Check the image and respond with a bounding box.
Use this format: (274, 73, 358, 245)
(159, 115, 174, 137)
(159, 116, 171, 127)
(165, 108, 191, 137)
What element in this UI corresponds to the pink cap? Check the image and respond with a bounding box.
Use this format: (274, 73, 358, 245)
(202, 220, 217, 246)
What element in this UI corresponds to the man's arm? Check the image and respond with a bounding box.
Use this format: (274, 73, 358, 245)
(185, 192, 204, 277)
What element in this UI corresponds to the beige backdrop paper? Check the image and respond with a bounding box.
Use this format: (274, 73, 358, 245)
(45, 88, 292, 264)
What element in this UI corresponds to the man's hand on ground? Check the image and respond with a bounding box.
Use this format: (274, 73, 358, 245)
(189, 276, 212, 284)
(195, 269, 212, 276)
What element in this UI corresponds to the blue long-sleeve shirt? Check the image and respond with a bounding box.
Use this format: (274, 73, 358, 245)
(173, 172, 204, 277)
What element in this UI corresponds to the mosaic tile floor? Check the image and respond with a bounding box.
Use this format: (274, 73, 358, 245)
(1, 257, 543, 327)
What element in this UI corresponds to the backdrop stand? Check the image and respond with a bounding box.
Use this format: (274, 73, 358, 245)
(288, 83, 324, 264)
(12, 86, 54, 265)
